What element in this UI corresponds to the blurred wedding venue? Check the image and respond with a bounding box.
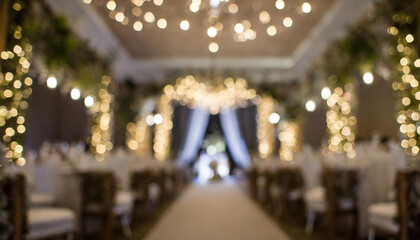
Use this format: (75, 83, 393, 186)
(1, 0, 420, 239)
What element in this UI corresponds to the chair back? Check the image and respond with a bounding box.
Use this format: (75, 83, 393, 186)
(397, 170, 420, 240)
(130, 170, 152, 200)
(79, 171, 116, 240)
(325, 168, 358, 210)
(80, 171, 116, 210)
(0, 174, 27, 240)
(277, 167, 304, 192)
(246, 167, 258, 198)
(324, 168, 359, 239)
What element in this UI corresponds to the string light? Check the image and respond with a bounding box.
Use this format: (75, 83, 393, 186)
(84, 96, 94, 107)
(389, 15, 420, 155)
(278, 121, 299, 161)
(163, 76, 256, 115)
(180, 20, 190, 30)
(0, 2, 33, 166)
(301, 2, 312, 13)
(88, 76, 114, 161)
(82, 0, 311, 52)
(151, 75, 258, 161)
(325, 84, 356, 158)
(154, 94, 173, 161)
(321, 87, 331, 100)
(257, 96, 275, 159)
(268, 112, 280, 124)
(46, 76, 57, 89)
(70, 88, 81, 100)
(126, 117, 152, 157)
(363, 72, 374, 85)
(305, 100, 316, 112)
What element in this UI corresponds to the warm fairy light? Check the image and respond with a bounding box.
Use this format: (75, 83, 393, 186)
(268, 112, 280, 124)
(70, 88, 81, 100)
(180, 20, 190, 30)
(84, 96, 94, 107)
(164, 76, 256, 114)
(152, 75, 256, 161)
(153, 113, 163, 125)
(154, 94, 173, 161)
(326, 85, 356, 158)
(0, 6, 33, 165)
(126, 99, 154, 157)
(301, 2, 312, 13)
(132, 7, 142, 17)
(133, 21, 143, 31)
(275, 0, 285, 10)
(321, 87, 331, 100)
(47, 76, 57, 89)
(234, 23, 244, 33)
(259, 11, 271, 24)
(92, 0, 310, 51)
(278, 121, 299, 161)
(207, 27, 217, 37)
(267, 25, 277, 36)
(305, 100, 316, 112)
(283, 17, 293, 28)
(115, 12, 125, 22)
(154, 0, 163, 6)
(144, 12, 155, 23)
(190, 3, 200, 12)
(157, 18, 167, 29)
(209, 42, 219, 53)
(145, 114, 154, 126)
(228, 3, 238, 13)
(363, 72, 374, 84)
(389, 20, 420, 155)
(257, 96, 275, 159)
(132, 0, 145, 7)
(406, 34, 414, 43)
(106, 0, 116, 10)
(89, 76, 114, 160)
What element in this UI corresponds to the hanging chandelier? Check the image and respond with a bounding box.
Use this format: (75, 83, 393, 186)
(82, 0, 312, 53)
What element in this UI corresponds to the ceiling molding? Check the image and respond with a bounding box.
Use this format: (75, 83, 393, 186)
(290, 0, 375, 79)
(46, 0, 130, 63)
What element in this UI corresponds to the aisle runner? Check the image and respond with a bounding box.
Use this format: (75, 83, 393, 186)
(144, 182, 291, 240)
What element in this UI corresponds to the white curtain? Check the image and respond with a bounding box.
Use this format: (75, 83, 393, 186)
(178, 107, 210, 166)
(219, 108, 251, 168)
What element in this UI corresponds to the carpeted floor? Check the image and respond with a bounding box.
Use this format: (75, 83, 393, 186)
(143, 181, 291, 240)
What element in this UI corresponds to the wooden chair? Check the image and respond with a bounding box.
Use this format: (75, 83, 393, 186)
(368, 170, 420, 240)
(1, 174, 75, 240)
(262, 169, 275, 207)
(1, 174, 27, 240)
(325, 168, 359, 240)
(246, 167, 258, 199)
(397, 170, 420, 240)
(80, 171, 116, 240)
(131, 169, 152, 218)
(276, 168, 304, 221)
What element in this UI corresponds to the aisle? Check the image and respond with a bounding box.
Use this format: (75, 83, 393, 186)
(143, 181, 291, 240)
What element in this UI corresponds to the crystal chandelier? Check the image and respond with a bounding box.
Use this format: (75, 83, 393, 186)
(82, 0, 312, 53)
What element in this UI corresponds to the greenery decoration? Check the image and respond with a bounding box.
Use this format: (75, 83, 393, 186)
(0, 0, 33, 165)
(386, 0, 420, 155)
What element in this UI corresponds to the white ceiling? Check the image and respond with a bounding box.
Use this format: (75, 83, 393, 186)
(46, 0, 374, 84)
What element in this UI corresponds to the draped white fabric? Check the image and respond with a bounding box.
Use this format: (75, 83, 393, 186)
(178, 107, 210, 166)
(219, 108, 251, 168)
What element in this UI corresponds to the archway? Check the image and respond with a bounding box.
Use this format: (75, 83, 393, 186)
(156, 76, 257, 169)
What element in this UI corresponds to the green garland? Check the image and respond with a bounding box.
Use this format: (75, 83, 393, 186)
(0, 0, 33, 165)
(20, 0, 109, 93)
(386, 0, 420, 155)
